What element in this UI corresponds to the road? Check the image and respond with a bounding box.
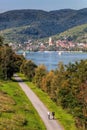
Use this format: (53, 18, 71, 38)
(14, 74, 64, 130)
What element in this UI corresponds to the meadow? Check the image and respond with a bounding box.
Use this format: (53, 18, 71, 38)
(0, 79, 46, 130)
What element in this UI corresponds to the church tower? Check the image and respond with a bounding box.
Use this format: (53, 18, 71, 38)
(49, 37, 53, 46)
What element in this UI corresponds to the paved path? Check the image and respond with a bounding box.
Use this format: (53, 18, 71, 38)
(14, 74, 64, 130)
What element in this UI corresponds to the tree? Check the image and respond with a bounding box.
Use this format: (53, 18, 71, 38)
(33, 65, 47, 88)
(0, 36, 4, 46)
(0, 43, 24, 80)
(41, 70, 55, 94)
(20, 60, 37, 81)
(13, 54, 25, 72)
(61, 60, 87, 129)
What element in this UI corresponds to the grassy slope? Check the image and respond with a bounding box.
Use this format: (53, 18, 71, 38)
(53, 23, 87, 43)
(0, 25, 32, 43)
(18, 73, 77, 130)
(0, 79, 46, 130)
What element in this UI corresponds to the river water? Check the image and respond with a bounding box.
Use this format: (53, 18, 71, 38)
(22, 51, 87, 71)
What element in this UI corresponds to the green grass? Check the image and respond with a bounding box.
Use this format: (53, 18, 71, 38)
(0, 79, 46, 130)
(18, 73, 77, 130)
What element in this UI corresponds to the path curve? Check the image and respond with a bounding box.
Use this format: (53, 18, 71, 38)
(14, 74, 64, 130)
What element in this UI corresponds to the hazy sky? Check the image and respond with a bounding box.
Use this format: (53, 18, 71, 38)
(0, 0, 87, 12)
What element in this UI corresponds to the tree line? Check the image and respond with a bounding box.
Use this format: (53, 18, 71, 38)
(0, 36, 87, 130)
(20, 57, 87, 130)
(0, 36, 24, 80)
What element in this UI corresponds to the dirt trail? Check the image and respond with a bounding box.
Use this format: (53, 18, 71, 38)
(14, 74, 64, 130)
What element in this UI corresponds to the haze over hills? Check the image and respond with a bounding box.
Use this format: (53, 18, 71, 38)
(0, 8, 87, 43)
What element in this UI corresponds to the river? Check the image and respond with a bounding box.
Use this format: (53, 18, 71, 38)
(18, 51, 87, 71)
(21, 51, 87, 70)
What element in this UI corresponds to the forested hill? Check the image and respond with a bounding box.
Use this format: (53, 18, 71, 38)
(0, 8, 87, 43)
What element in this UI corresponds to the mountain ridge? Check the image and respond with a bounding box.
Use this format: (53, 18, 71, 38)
(0, 8, 87, 43)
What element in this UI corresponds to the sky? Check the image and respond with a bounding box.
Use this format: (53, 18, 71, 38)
(0, 0, 87, 13)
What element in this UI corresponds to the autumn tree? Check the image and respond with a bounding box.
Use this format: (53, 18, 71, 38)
(41, 71, 55, 96)
(33, 65, 47, 88)
(60, 60, 87, 129)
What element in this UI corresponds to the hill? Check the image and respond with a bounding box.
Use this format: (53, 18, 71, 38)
(0, 8, 87, 43)
(52, 23, 87, 43)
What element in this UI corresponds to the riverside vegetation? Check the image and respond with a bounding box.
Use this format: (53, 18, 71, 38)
(20, 61, 87, 130)
(0, 36, 46, 130)
(0, 36, 87, 130)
